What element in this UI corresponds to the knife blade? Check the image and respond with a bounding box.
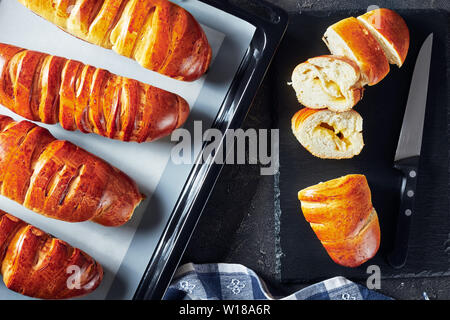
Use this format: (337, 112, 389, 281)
(387, 33, 433, 269)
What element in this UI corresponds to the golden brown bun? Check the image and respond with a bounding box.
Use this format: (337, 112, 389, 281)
(17, 0, 212, 81)
(0, 115, 143, 227)
(291, 55, 364, 112)
(0, 43, 190, 143)
(358, 8, 410, 67)
(298, 174, 381, 267)
(323, 17, 390, 86)
(291, 108, 364, 159)
(0, 210, 103, 299)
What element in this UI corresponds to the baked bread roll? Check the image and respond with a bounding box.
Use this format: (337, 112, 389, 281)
(357, 8, 410, 67)
(17, 0, 212, 81)
(298, 174, 381, 267)
(291, 108, 364, 159)
(0, 43, 190, 143)
(0, 210, 103, 299)
(0, 115, 143, 227)
(323, 17, 390, 86)
(291, 55, 364, 112)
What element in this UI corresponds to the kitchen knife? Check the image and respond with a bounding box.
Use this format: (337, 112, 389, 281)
(387, 33, 433, 269)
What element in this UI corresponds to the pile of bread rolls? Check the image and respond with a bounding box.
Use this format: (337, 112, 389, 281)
(291, 8, 410, 159)
(0, 0, 212, 299)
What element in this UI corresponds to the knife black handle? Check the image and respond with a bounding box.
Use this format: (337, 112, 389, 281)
(387, 156, 420, 269)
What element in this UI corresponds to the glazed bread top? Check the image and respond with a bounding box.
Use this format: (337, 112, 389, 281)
(298, 174, 380, 267)
(358, 8, 410, 67)
(298, 174, 373, 241)
(0, 43, 190, 143)
(323, 17, 390, 86)
(17, 0, 212, 81)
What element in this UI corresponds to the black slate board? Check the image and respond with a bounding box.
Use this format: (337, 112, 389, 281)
(274, 9, 450, 283)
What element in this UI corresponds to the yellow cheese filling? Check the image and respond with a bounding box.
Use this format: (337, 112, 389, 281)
(313, 122, 353, 151)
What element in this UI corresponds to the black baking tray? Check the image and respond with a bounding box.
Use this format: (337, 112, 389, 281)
(134, 0, 288, 300)
(274, 9, 449, 283)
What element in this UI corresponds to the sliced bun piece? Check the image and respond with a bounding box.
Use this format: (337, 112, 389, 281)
(291, 108, 364, 159)
(323, 17, 390, 86)
(321, 208, 381, 268)
(357, 8, 410, 67)
(298, 174, 381, 268)
(291, 55, 365, 112)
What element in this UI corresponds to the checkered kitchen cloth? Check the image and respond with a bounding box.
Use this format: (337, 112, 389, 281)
(163, 263, 392, 300)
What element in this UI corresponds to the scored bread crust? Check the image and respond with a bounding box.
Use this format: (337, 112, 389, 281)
(323, 17, 390, 86)
(298, 174, 381, 268)
(17, 0, 212, 81)
(0, 115, 143, 227)
(357, 8, 410, 67)
(0, 210, 103, 299)
(0, 43, 190, 143)
(291, 108, 364, 159)
(321, 210, 380, 268)
(291, 55, 364, 112)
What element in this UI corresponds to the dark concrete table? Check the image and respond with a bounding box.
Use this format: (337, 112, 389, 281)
(182, 0, 450, 300)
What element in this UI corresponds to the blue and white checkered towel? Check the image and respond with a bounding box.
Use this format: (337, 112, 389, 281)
(164, 263, 392, 300)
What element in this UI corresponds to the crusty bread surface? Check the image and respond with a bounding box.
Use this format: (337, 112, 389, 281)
(323, 17, 390, 86)
(17, 0, 212, 81)
(0, 210, 103, 299)
(0, 43, 190, 143)
(0, 115, 143, 227)
(298, 174, 381, 267)
(357, 8, 410, 67)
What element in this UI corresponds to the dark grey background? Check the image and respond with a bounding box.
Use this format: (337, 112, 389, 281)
(182, 0, 450, 300)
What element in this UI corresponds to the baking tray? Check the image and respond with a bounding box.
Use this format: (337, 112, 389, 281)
(135, 0, 288, 300)
(0, 0, 288, 300)
(273, 9, 449, 283)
